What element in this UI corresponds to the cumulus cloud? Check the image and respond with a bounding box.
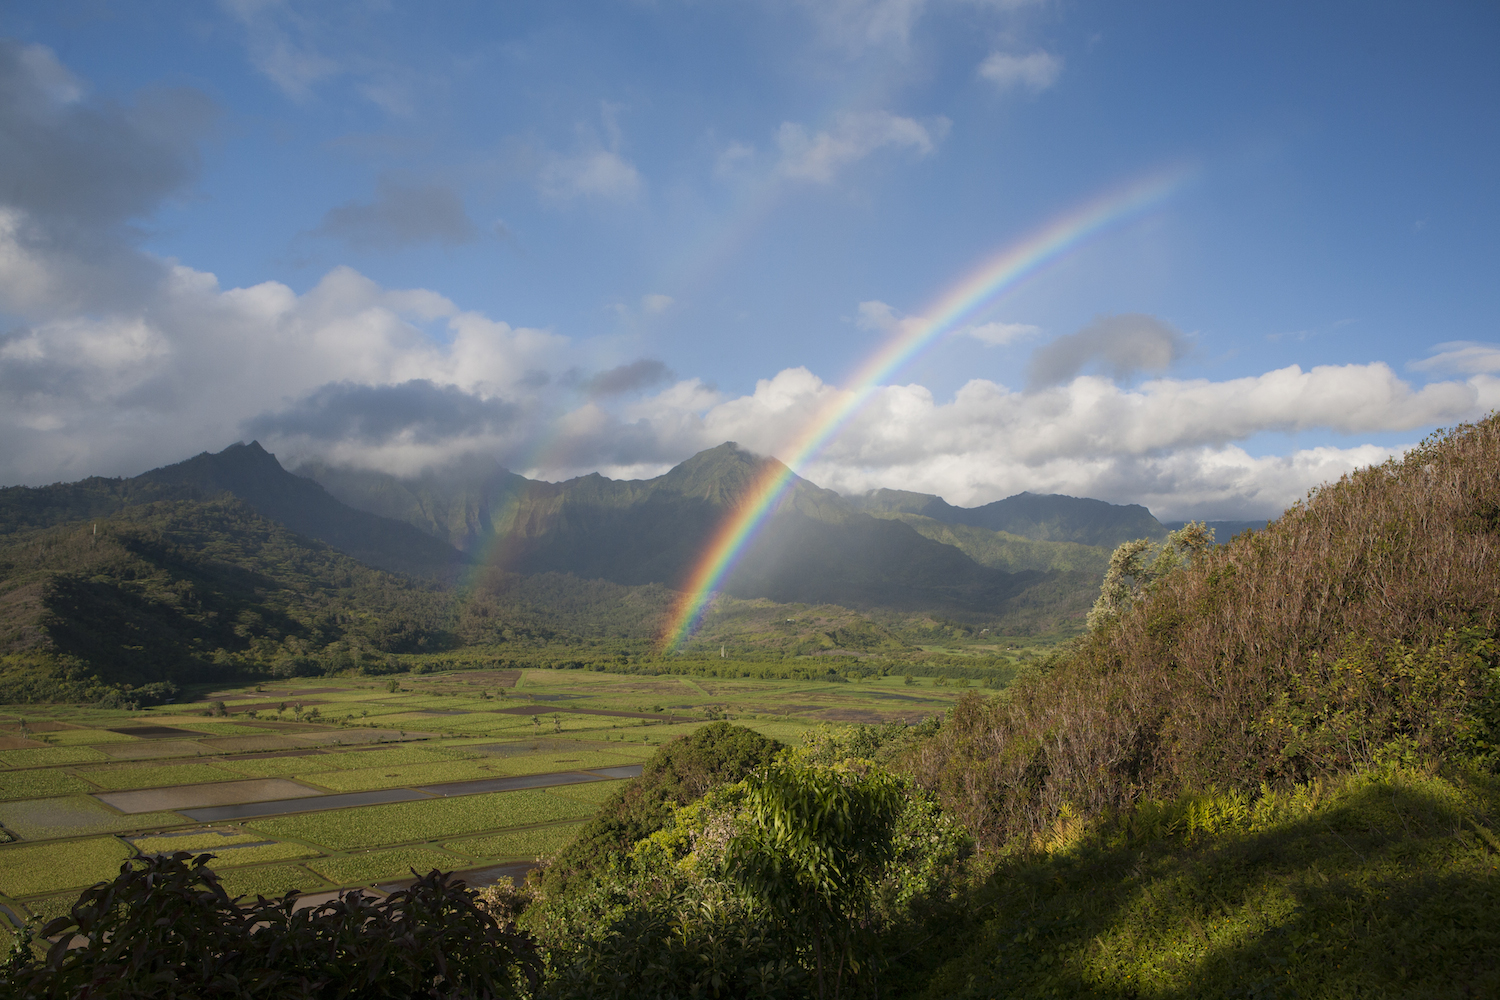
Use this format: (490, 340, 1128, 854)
(587, 359, 675, 398)
(314, 176, 478, 250)
(0, 40, 217, 316)
(1026, 313, 1189, 388)
(776, 111, 947, 183)
(1409, 341, 1500, 375)
(0, 40, 1487, 525)
(557, 360, 1491, 519)
(978, 50, 1063, 92)
(0, 258, 573, 482)
(245, 379, 517, 444)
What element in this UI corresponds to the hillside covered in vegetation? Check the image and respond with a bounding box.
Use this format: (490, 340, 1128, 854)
(11, 419, 1500, 997)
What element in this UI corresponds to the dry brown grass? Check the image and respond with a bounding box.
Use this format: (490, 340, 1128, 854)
(910, 415, 1500, 848)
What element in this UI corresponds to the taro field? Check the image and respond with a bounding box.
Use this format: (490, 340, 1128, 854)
(0, 667, 964, 941)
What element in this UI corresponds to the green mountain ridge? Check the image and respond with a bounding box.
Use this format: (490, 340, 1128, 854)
(0, 442, 462, 580)
(303, 443, 1093, 625)
(848, 486, 1171, 548)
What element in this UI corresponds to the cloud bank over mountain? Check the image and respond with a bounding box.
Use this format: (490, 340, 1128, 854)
(0, 33, 1494, 521)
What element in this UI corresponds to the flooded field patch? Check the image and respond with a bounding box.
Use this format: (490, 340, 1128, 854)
(79, 762, 242, 791)
(0, 795, 183, 840)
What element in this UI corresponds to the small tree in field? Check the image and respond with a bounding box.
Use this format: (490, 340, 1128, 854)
(729, 762, 904, 1000)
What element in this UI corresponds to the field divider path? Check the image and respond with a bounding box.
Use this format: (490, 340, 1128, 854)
(180, 764, 642, 822)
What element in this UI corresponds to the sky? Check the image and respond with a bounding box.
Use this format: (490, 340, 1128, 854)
(0, 1, 1496, 519)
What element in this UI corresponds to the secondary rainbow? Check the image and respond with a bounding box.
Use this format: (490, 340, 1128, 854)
(658, 165, 1195, 651)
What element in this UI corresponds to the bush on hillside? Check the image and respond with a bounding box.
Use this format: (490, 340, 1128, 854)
(539, 721, 783, 898)
(910, 415, 1500, 847)
(534, 755, 971, 1000)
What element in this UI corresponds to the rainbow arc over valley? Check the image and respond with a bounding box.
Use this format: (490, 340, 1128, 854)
(657, 165, 1194, 651)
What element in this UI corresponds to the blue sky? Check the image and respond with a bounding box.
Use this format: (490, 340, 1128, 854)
(0, 1, 1496, 518)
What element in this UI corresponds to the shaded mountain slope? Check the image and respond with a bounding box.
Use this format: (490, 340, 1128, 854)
(0, 443, 462, 579)
(851, 487, 1168, 548)
(298, 456, 531, 553)
(309, 443, 1086, 626)
(0, 498, 455, 697)
(866, 513, 1111, 575)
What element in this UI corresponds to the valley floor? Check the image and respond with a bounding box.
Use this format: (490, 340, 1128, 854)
(0, 667, 969, 930)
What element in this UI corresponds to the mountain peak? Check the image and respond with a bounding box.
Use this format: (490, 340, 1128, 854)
(661, 442, 779, 504)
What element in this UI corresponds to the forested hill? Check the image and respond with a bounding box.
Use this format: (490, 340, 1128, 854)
(0, 443, 462, 580)
(0, 498, 455, 700)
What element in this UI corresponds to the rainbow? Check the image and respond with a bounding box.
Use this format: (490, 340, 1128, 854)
(657, 165, 1195, 651)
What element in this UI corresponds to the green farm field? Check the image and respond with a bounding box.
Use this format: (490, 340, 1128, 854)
(0, 666, 963, 935)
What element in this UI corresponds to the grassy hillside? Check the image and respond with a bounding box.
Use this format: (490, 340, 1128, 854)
(913, 765, 1500, 998)
(909, 415, 1500, 848)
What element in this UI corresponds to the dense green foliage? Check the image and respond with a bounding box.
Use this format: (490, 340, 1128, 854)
(729, 763, 905, 999)
(1, 854, 539, 999)
(523, 726, 971, 1000)
(541, 722, 784, 898)
(0, 498, 453, 699)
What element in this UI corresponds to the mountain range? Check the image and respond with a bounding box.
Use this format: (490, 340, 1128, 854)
(0, 440, 1266, 696)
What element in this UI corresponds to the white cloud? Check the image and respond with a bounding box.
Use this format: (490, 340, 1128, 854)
(857, 301, 1038, 347)
(978, 50, 1063, 92)
(1409, 341, 1500, 375)
(965, 320, 1040, 346)
(642, 293, 675, 315)
(795, 0, 1048, 54)
(219, 0, 340, 100)
(539, 150, 642, 201)
(714, 140, 756, 179)
(776, 111, 947, 183)
(0, 255, 570, 483)
(795, 0, 928, 52)
(517, 358, 1494, 518)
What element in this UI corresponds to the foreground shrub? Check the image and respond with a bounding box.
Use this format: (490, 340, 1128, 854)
(1, 852, 540, 999)
(531, 753, 971, 1000)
